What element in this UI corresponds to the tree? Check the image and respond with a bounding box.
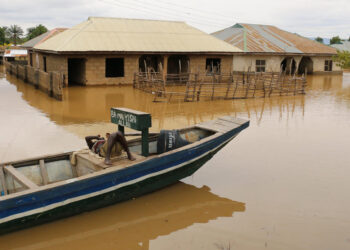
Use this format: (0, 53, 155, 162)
(0, 26, 7, 44)
(333, 51, 350, 69)
(315, 37, 323, 43)
(330, 36, 342, 45)
(26, 24, 48, 40)
(6, 25, 23, 45)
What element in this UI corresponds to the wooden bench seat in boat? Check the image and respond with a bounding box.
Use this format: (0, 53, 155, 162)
(75, 151, 146, 176)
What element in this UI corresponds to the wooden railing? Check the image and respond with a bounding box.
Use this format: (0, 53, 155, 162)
(133, 71, 307, 102)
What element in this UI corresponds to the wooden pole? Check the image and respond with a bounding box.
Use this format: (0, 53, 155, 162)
(211, 74, 215, 100)
(0, 166, 7, 195)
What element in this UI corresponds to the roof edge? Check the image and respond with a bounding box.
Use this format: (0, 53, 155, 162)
(31, 49, 239, 55)
(87, 16, 186, 24)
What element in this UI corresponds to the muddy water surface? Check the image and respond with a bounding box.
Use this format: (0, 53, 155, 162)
(1, 65, 350, 249)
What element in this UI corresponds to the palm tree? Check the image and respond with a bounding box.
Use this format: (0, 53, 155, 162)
(0, 26, 7, 44)
(6, 25, 23, 45)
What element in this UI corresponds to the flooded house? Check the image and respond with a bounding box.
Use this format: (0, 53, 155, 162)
(31, 17, 241, 86)
(212, 23, 342, 74)
(21, 28, 67, 68)
(3, 48, 27, 63)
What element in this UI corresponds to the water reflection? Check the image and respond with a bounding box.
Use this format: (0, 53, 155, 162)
(0, 182, 245, 250)
(306, 74, 343, 91)
(2, 66, 350, 249)
(7, 72, 312, 130)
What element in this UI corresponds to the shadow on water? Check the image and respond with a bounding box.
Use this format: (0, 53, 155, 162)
(0, 182, 245, 250)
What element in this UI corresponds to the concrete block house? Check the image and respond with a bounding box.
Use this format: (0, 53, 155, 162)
(22, 28, 67, 69)
(32, 17, 241, 86)
(212, 23, 342, 74)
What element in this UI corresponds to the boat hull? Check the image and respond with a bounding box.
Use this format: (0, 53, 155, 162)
(0, 119, 248, 234)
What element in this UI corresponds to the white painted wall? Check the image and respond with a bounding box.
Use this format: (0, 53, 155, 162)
(232, 54, 342, 74)
(312, 56, 342, 73)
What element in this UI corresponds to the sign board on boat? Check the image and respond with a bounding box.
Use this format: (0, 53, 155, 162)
(111, 107, 151, 131)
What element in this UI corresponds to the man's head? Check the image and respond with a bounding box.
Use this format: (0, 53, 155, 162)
(106, 133, 111, 139)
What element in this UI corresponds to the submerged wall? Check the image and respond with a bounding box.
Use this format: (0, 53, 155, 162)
(232, 54, 342, 74)
(4, 60, 63, 101)
(34, 53, 234, 86)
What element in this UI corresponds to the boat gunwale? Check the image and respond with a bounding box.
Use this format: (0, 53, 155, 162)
(0, 120, 249, 225)
(0, 128, 223, 201)
(0, 131, 235, 222)
(0, 118, 249, 201)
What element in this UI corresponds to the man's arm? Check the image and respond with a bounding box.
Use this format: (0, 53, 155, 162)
(85, 135, 104, 149)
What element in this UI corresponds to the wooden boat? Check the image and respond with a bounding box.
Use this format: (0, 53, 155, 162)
(0, 110, 249, 234)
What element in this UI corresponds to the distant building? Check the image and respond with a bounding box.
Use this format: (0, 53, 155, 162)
(3, 49, 27, 62)
(21, 28, 67, 68)
(212, 23, 341, 74)
(32, 17, 241, 86)
(331, 41, 350, 52)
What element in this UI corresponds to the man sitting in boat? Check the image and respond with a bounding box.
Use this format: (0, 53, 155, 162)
(85, 131, 135, 165)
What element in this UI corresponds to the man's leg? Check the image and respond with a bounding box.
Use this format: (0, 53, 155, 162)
(104, 131, 135, 165)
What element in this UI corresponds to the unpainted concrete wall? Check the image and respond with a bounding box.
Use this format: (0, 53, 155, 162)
(4, 60, 63, 100)
(38, 53, 234, 86)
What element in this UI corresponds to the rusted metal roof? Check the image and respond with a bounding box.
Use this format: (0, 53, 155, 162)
(21, 28, 67, 49)
(4, 49, 27, 57)
(212, 23, 337, 55)
(331, 41, 350, 52)
(34, 17, 241, 54)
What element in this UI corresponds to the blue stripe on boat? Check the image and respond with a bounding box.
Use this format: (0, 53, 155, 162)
(0, 123, 247, 220)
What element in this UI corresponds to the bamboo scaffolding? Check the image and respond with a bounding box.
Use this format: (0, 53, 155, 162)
(134, 70, 307, 103)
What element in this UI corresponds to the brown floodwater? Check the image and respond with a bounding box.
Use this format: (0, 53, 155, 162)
(1, 65, 350, 249)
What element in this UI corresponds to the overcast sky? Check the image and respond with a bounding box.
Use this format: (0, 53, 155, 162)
(0, 0, 349, 38)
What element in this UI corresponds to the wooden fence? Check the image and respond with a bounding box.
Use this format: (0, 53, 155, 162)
(4, 61, 63, 101)
(133, 71, 307, 102)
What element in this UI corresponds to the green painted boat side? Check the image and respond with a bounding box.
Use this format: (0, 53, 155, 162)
(0, 140, 230, 235)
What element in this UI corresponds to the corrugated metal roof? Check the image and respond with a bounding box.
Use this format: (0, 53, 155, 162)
(331, 41, 350, 52)
(212, 23, 337, 55)
(22, 28, 67, 49)
(4, 49, 27, 57)
(34, 17, 241, 53)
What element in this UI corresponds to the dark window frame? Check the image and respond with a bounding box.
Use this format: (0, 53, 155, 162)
(29, 53, 33, 67)
(105, 58, 125, 77)
(206, 58, 221, 74)
(256, 60, 266, 72)
(324, 60, 333, 71)
(43, 56, 47, 72)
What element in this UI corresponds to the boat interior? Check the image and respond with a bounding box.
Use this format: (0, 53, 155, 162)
(0, 127, 215, 197)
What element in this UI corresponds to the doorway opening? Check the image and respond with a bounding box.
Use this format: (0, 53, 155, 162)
(167, 55, 189, 74)
(68, 58, 86, 85)
(281, 57, 296, 74)
(139, 55, 163, 73)
(167, 55, 189, 83)
(298, 57, 313, 74)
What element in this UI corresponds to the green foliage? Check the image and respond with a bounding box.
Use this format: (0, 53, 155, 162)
(333, 51, 350, 69)
(26, 24, 48, 40)
(0, 26, 7, 44)
(315, 37, 323, 43)
(330, 36, 342, 45)
(6, 25, 24, 45)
